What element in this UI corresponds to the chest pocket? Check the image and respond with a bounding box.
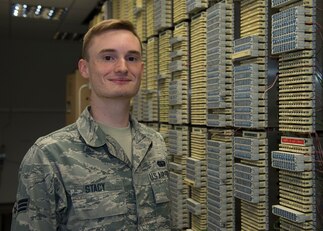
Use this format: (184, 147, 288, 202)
(133, 172, 170, 228)
(69, 181, 127, 221)
(151, 180, 170, 204)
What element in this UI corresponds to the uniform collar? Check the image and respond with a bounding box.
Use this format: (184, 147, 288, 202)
(76, 106, 152, 151)
(76, 107, 107, 147)
(129, 116, 153, 171)
(77, 107, 154, 171)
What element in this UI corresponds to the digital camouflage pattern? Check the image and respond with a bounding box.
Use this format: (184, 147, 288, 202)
(11, 107, 171, 231)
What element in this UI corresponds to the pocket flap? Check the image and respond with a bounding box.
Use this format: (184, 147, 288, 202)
(151, 181, 170, 204)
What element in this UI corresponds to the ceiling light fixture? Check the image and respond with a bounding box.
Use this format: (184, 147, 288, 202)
(11, 3, 67, 21)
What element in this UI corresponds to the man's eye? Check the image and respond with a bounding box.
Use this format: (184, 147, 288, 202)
(104, 55, 116, 61)
(127, 56, 139, 62)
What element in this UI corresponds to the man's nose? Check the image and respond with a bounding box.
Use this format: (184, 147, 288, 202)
(114, 58, 128, 73)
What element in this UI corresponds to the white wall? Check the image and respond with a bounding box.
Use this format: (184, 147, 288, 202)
(0, 38, 82, 203)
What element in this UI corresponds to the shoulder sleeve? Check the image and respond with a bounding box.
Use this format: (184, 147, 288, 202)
(153, 131, 171, 175)
(11, 145, 65, 231)
(157, 132, 168, 158)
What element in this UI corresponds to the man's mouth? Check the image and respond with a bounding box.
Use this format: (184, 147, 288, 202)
(110, 78, 131, 83)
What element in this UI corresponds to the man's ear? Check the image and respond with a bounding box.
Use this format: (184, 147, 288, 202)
(78, 59, 90, 79)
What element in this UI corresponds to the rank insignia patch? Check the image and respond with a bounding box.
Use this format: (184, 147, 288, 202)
(14, 198, 29, 214)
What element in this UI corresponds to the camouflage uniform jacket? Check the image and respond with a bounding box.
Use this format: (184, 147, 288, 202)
(11, 107, 171, 231)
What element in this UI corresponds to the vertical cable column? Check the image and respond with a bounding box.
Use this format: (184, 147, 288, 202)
(145, 37, 159, 122)
(185, 127, 208, 231)
(120, 0, 130, 20)
(168, 126, 190, 230)
(270, 0, 319, 229)
(233, 131, 269, 230)
(207, 128, 235, 231)
(158, 30, 172, 123)
(206, 2, 235, 230)
(154, 0, 173, 32)
(190, 12, 208, 125)
(134, 0, 147, 42)
(173, 0, 189, 24)
(169, 22, 190, 125)
(111, 0, 120, 19)
(232, 0, 272, 230)
(206, 1, 234, 128)
(146, 0, 158, 38)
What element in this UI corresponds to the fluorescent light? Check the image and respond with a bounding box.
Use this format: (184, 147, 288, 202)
(11, 3, 67, 21)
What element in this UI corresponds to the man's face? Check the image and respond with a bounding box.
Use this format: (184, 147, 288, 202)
(79, 29, 144, 101)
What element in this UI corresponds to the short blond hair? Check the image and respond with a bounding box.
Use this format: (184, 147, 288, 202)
(82, 19, 142, 60)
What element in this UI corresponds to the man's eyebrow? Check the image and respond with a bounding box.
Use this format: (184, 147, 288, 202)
(99, 49, 116, 54)
(127, 50, 142, 56)
(98, 49, 141, 56)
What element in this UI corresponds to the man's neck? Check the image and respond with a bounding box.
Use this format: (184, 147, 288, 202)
(91, 98, 131, 128)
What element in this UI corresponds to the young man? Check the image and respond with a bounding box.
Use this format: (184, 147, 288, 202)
(11, 19, 171, 230)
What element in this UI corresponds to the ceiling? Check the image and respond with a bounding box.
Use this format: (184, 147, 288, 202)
(0, 0, 104, 41)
